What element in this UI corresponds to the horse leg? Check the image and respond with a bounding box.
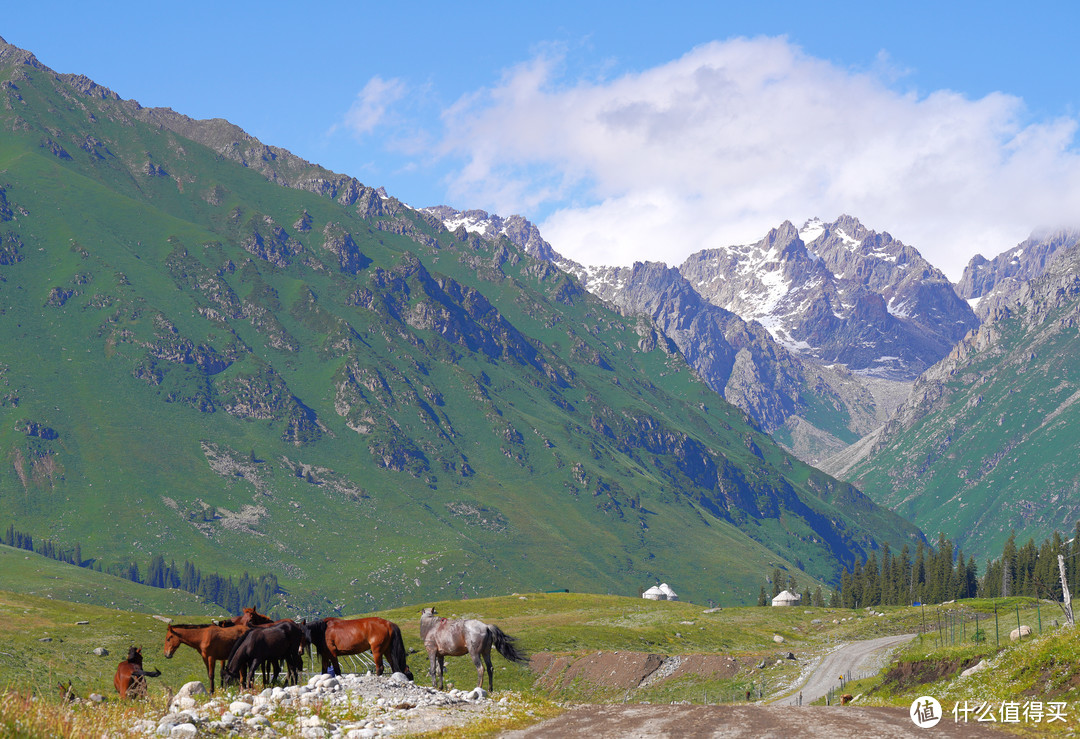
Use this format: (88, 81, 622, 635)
(206, 656, 216, 694)
(372, 645, 384, 676)
(471, 650, 484, 690)
(483, 648, 494, 692)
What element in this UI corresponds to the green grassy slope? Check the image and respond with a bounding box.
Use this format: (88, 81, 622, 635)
(840, 249, 1080, 560)
(0, 39, 920, 612)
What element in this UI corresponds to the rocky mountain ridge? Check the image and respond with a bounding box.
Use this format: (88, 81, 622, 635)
(426, 208, 961, 463)
(955, 228, 1080, 321)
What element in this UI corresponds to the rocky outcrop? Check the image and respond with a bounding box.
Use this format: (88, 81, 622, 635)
(680, 216, 978, 380)
(955, 228, 1080, 320)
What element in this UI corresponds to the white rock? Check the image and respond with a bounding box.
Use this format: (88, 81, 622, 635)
(961, 659, 990, 677)
(229, 700, 253, 715)
(169, 724, 198, 739)
(1010, 625, 1033, 641)
(390, 671, 411, 683)
(772, 634, 785, 643)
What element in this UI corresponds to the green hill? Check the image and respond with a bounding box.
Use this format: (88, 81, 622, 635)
(830, 242, 1080, 560)
(0, 36, 920, 612)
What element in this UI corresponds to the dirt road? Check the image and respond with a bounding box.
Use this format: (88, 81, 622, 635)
(772, 633, 917, 705)
(500, 703, 1001, 737)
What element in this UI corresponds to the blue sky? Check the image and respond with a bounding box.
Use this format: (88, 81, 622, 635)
(5, 2, 1080, 277)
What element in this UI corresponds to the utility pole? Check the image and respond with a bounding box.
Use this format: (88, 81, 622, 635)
(1058, 554, 1074, 627)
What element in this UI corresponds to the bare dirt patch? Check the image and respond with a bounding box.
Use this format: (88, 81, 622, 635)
(531, 651, 666, 694)
(877, 657, 981, 692)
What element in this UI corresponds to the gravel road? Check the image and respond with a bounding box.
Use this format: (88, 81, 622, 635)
(771, 633, 917, 705)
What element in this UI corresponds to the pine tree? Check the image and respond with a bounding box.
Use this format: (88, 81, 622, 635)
(758, 586, 768, 607)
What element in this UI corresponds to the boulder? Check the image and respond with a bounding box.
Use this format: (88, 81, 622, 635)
(1010, 625, 1033, 641)
(960, 660, 989, 678)
(169, 681, 207, 712)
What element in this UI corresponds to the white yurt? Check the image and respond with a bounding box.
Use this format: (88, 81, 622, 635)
(771, 589, 801, 607)
(643, 583, 679, 601)
(642, 585, 665, 600)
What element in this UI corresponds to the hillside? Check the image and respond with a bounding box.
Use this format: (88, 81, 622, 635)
(827, 239, 1080, 560)
(0, 36, 922, 611)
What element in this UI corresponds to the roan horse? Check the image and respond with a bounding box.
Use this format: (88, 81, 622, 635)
(114, 646, 161, 699)
(303, 617, 413, 680)
(419, 607, 526, 691)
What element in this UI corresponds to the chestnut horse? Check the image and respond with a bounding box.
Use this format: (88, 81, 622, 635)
(163, 622, 249, 693)
(303, 617, 412, 680)
(420, 607, 526, 691)
(114, 646, 160, 699)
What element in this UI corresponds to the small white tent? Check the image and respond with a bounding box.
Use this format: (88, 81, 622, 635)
(642, 585, 665, 600)
(658, 583, 679, 601)
(771, 589, 801, 607)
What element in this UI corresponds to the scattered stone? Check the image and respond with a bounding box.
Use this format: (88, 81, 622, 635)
(811, 619, 822, 624)
(38, 637, 52, 642)
(169, 723, 198, 739)
(961, 660, 989, 677)
(75, 620, 89, 625)
(92, 647, 109, 657)
(168, 681, 207, 712)
(772, 634, 785, 643)
(88, 693, 105, 703)
(153, 615, 174, 624)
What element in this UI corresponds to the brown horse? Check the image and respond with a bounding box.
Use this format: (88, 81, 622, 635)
(114, 646, 160, 699)
(163, 622, 249, 693)
(303, 617, 412, 680)
(420, 607, 526, 691)
(228, 607, 274, 628)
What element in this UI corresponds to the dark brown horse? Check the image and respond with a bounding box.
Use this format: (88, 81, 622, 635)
(163, 622, 249, 693)
(303, 617, 412, 679)
(420, 607, 526, 691)
(222, 620, 308, 689)
(114, 646, 160, 699)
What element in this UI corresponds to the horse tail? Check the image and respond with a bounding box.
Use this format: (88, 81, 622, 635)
(306, 619, 329, 657)
(135, 668, 161, 678)
(489, 626, 527, 664)
(387, 623, 412, 678)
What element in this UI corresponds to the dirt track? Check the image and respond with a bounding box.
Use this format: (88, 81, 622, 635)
(499, 703, 1003, 737)
(771, 633, 917, 705)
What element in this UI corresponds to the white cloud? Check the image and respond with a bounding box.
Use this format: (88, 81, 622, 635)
(436, 37, 1080, 279)
(340, 75, 407, 137)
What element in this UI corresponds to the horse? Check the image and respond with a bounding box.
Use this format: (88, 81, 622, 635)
(420, 606, 526, 691)
(303, 617, 412, 680)
(222, 620, 307, 689)
(114, 646, 161, 699)
(228, 607, 274, 628)
(163, 622, 249, 693)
